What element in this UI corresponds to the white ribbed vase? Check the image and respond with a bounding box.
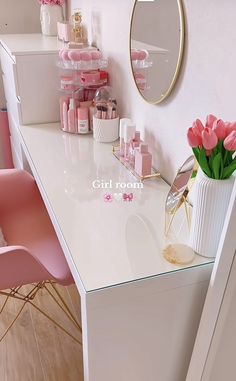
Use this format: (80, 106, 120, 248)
(189, 172, 234, 258)
(40, 5, 63, 36)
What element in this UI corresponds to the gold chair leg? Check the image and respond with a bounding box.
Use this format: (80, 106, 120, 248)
(28, 300, 82, 345)
(0, 286, 23, 314)
(0, 294, 11, 314)
(0, 301, 27, 343)
(0, 283, 82, 345)
(45, 282, 82, 332)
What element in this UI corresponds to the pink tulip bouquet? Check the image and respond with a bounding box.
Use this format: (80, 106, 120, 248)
(38, 0, 65, 5)
(187, 114, 236, 179)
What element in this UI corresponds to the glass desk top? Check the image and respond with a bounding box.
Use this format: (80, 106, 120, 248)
(19, 123, 214, 292)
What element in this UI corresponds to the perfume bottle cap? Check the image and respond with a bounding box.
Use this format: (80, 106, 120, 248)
(124, 124, 136, 143)
(119, 118, 132, 138)
(140, 143, 148, 153)
(134, 131, 141, 142)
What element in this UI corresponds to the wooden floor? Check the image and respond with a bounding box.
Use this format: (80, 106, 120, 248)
(0, 284, 84, 381)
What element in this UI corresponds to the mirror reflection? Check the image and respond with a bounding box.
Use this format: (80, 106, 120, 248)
(130, 0, 185, 104)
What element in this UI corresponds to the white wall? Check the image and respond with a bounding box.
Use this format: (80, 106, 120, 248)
(69, 0, 236, 183)
(0, 0, 41, 34)
(0, 0, 41, 108)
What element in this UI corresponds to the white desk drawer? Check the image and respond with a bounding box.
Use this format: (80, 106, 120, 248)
(15, 54, 60, 124)
(1, 38, 60, 125)
(0, 46, 19, 99)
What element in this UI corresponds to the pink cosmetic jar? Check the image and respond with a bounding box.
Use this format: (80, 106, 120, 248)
(60, 76, 74, 90)
(80, 71, 100, 85)
(134, 72, 147, 90)
(138, 50, 149, 60)
(131, 49, 139, 61)
(68, 50, 81, 62)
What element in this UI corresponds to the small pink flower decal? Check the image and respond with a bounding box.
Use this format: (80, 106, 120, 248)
(123, 193, 134, 202)
(104, 193, 113, 203)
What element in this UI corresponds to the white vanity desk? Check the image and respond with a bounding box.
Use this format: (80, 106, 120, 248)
(19, 122, 213, 381)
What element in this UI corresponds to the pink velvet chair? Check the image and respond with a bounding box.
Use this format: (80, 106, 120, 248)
(0, 169, 81, 343)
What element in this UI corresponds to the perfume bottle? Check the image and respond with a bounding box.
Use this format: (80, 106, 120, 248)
(71, 9, 84, 43)
(134, 143, 152, 177)
(129, 131, 142, 166)
(124, 124, 136, 162)
(68, 98, 77, 133)
(119, 118, 132, 157)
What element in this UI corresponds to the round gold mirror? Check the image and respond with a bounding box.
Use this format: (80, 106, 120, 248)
(130, 0, 185, 104)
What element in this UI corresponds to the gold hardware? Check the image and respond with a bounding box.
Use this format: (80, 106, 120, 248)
(164, 192, 192, 236)
(113, 145, 161, 182)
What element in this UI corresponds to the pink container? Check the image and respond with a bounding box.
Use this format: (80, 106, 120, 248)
(0, 110, 14, 169)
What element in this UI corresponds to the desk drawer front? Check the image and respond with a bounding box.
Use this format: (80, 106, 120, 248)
(15, 54, 60, 124)
(0, 46, 19, 98)
(3, 78, 21, 125)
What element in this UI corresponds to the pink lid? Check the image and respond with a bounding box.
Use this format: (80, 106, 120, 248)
(68, 50, 81, 61)
(131, 49, 139, 60)
(91, 51, 102, 60)
(134, 72, 145, 80)
(80, 51, 92, 61)
(59, 49, 65, 58)
(134, 131, 141, 142)
(61, 75, 73, 82)
(140, 143, 148, 153)
(61, 50, 70, 61)
(138, 50, 149, 60)
(77, 107, 88, 119)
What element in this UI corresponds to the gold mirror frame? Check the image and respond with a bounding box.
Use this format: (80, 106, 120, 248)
(130, 0, 185, 105)
(165, 155, 195, 236)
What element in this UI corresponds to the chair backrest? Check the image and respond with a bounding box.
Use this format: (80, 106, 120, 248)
(0, 169, 74, 288)
(0, 169, 37, 215)
(0, 246, 52, 290)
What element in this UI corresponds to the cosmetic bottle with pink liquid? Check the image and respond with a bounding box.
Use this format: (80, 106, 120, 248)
(129, 131, 142, 166)
(77, 107, 89, 134)
(134, 143, 152, 177)
(124, 124, 136, 162)
(68, 98, 77, 133)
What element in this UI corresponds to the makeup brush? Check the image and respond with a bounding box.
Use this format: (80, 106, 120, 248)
(101, 106, 107, 119)
(96, 105, 102, 119)
(112, 107, 117, 119)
